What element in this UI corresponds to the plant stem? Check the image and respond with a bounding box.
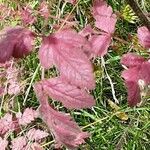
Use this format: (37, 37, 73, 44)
(126, 0, 150, 30)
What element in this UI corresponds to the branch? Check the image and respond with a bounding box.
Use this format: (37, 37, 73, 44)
(126, 0, 150, 30)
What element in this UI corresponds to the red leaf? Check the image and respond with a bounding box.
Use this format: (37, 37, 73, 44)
(34, 83, 89, 149)
(41, 78, 95, 109)
(6, 63, 21, 95)
(121, 53, 145, 68)
(0, 27, 35, 63)
(92, 0, 117, 34)
(137, 26, 150, 48)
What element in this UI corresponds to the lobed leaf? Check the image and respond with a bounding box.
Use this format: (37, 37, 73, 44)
(16, 108, 38, 126)
(92, 0, 117, 34)
(27, 128, 49, 141)
(39, 30, 95, 89)
(34, 83, 89, 149)
(41, 77, 95, 109)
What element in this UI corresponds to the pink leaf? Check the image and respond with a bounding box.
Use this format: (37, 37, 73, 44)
(27, 128, 49, 141)
(16, 108, 38, 126)
(121, 54, 150, 106)
(0, 86, 4, 96)
(12, 28, 35, 58)
(122, 67, 139, 83)
(121, 65, 141, 106)
(121, 53, 145, 68)
(6, 63, 21, 95)
(137, 26, 150, 48)
(39, 1, 49, 19)
(0, 113, 15, 135)
(92, 0, 117, 34)
(38, 30, 95, 89)
(34, 83, 89, 149)
(38, 36, 54, 69)
(53, 38, 95, 89)
(11, 136, 27, 150)
(90, 33, 111, 56)
(30, 143, 44, 150)
(139, 62, 150, 84)
(0, 137, 8, 150)
(125, 81, 141, 106)
(20, 6, 36, 25)
(79, 25, 93, 37)
(41, 78, 95, 109)
(54, 29, 88, 48)
(65, 0, 77, 4)
(0, 27, 35, 63)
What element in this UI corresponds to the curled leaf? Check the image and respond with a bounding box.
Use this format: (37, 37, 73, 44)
(0, 26, 35, 63)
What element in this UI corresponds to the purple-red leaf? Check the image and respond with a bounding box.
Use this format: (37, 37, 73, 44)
(38, 36, 54, 69)
(34, 83, 89, 149)
(137, 26, 150, 48)
(0, 27, 35, 63)
(54, 41, 95, 89)
(12, 29, 35, 58)
(121, 53, 145, 68)
(41, 78, 95, 109)
(139, 62, 150, 84)
(121, 53, 150, 106)
(38, 30, 95, 89)
(122, 67, 140, 106)
(92, 0, 117, 34)
(90, 34, 111, 56)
